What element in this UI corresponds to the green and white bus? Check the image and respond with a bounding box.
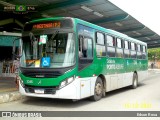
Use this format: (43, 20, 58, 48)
(14, 17, 148, 101)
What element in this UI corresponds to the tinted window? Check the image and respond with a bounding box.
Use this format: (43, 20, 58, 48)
(142, 45, 147, 59)
(124, 41, 130, 58)
(79, 37, 93, 59)
(137, 44, 141, 51)
(117, 38, 122, 48)
(116, 38, 123, 58)
(96, 45, 106, 57)
(96, 32, 105, 45)
(143, 46, 146, 52)
(130, 42, 136, 58)
(137, 52, 142, 59)
(131, 42, 136, 50)
(107, 47, 116, 57)
(124, 49, 130, 58)
(137, 44, 142, 59)
(106, 35, 115, 57)
(107, 35, 115, 46)
(131, 51, 136, 59)
(124, 41, 129, 49)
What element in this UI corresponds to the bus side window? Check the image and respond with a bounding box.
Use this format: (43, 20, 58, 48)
(142, 45, 147, 59)
(79, 36, 93, 58)
(116, 38, 123, 58)
(130, 42, 136, 59)
(124, 40, 130, 58)
(137, 44, 142, 59)
(106, 35, 115, 57)
(96, 32, 106, 57)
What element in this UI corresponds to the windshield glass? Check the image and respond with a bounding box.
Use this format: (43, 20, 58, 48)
(21, 32, 75, 68)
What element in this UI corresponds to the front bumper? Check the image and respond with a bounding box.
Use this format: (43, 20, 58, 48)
(19, 79, 80, 99)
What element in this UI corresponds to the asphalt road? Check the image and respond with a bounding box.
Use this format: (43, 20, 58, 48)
(0, 70, 160, 120)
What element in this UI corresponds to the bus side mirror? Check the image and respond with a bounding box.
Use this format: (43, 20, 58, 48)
(12, 38, 23, 58)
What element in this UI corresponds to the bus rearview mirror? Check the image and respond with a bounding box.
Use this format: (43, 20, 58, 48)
(12, 38, 23, 58)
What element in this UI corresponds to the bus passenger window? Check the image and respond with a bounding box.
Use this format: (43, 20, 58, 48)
(106, 35, 115, 57)
(116, 38, 123, 58)
(96, 32, 105, 45)
(142, 45, 147, 59)
(137, 44, 142, 59)
(79, 36, 93, 59)
(143, 46, 146, 52)
(124, 40, 130, 58)
(137, 44, 141, 51)
(96, 32, 106, 57)
(130, 42, 136, 59)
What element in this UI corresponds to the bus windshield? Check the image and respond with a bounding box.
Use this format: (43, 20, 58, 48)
(21, 32, 75, 68)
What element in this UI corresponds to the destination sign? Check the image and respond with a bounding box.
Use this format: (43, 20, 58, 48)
(33, 22, 61, 29)
(24, 19, 73, 31)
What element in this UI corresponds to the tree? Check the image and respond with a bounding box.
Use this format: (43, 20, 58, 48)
(148, 48, 160, 61)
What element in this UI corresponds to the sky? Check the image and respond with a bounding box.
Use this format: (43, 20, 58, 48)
(109, 0, 160, 35)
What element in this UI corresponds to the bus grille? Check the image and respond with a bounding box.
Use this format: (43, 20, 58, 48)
(24, 85, 57, 94)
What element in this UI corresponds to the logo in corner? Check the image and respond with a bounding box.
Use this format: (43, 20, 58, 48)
(38, 80, 41, 85)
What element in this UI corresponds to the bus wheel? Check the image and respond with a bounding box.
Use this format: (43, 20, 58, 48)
(131, 73, 138, 89)
(90, 77, 103, 101)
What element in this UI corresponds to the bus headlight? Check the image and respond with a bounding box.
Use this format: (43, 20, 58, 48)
(59, 76, 75, 89)
(19, 77, 24, 88)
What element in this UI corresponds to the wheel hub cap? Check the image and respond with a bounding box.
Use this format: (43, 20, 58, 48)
(95, 83, 102, 95)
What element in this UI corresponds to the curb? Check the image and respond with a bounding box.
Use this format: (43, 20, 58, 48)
(0, 91, 24, 104)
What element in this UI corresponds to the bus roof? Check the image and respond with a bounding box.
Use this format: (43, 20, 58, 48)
(74, 18, 147, 46)
(27, 17, 147, 46)
(27, 17, 68, 23)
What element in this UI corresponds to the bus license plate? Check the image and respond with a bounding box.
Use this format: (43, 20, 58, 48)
(34, 89, 44, 94)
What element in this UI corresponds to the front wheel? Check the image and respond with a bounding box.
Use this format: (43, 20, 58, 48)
(131, 73, 138, 89)
(90, 77, 103, 101)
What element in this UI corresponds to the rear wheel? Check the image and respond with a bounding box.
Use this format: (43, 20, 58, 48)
(131, 73, 138, 89)
(90, 77, 103, 101)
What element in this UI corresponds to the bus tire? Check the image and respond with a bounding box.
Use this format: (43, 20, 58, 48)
(90, 77, 103, 101)
(131, 73, 138, 89)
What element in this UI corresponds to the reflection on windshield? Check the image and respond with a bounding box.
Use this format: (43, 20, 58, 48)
(21, 32, 75, 68)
